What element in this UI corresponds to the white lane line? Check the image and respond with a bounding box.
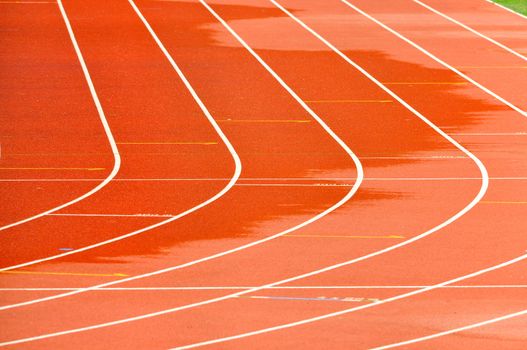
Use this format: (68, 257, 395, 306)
(1, 176, 517, 182)
(1, 285, 526, 292)
(339, 0, 527, 119)
(0, 0, 243, 272)
(0, 1, 54, 3)
(414, 0, 527, 62)
(486, 0, 527, 20)
(173, 253, 527, 349)
(373, 308, 527, 349)
(0, 0, 488, 343)
(0, 0, 363, 312)
(0, 0, 122, 233)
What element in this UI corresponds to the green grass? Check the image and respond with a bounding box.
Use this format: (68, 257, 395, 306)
(493, 0, 527, 16)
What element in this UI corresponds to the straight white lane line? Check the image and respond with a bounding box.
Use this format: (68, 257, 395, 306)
(0, 0, 489, 345)
(0, 0, 243, 272)
(1, 285, 526, 292)
(0, 0, 122, 232)
(0, 1, 54, 4)
(174, 253, 527, 349)
(339, 0, 527, 118)
(3, 176, 527, 182)
(486, 0, 527, 20)
(414, 0, 527, 62)
(373, 308, 527, 349)
(0, 0, 363, 314)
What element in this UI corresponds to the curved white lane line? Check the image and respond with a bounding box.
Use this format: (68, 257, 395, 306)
(175, 253, 527, 349)
(486, 0, 527, 20)
(373, 307, 527, 349)
(414, 0, 527, 62)
(0, 0, 487, 344)
(0, 0, 243, 273)
(340, 0, 527, 118)
(0, 0, 122, 232)
(0, 0, 363, 312)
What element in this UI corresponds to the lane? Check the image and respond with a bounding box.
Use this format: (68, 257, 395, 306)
(402, 314, 527, 349)
(0, 1, 118, 228)
(427, 0, 527, 50)
(0, 0, 490, 346)
(412, 0, 526, 62)
(345, 0, 527, 112)
(487, 0, 527, 21)
(374, 259, 527, 349)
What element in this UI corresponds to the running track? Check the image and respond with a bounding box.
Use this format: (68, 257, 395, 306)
(1, 0, 526, 348)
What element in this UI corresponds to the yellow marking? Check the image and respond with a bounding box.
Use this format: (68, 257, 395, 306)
(284, 234, 404, 239)
(383, 82, 467, 85)
(117, 142, 217, 145)
(0, 270, 128, 277)
(305, 100, 392, 103)
(481, 201, 527, 204)
(0, 1, 54, 3)
(0, 167, 105, 171)
(457, 66, 527, 69)
(217, 119, 310, 123)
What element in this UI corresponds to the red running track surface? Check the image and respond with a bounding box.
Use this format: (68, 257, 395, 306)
(1, 0, 526, 349)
